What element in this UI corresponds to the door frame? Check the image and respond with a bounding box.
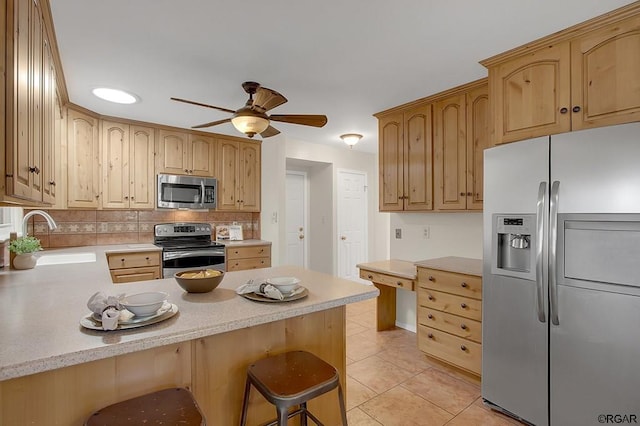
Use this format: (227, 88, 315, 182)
(285, 170, 309, 268)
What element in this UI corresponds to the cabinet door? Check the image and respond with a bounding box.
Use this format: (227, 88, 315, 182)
(378, 113, 404, 211)
(571, 15, 640, 131)
(188, 134, 215, 177)
(434, 93, 467, 210)
(129, 126, 156, 209)
(101, 121, 130, 209)
(42, 37, 57, 204)
(404, 104, 433, 211)
(157, 130, 189, 175)
(216, 138, 239, 211)
(29, 0, 43, 200)
(238, 141, 261, 211)
(67, 109, 100, 208)
(490, 42, 571, 144)
(466, 84, 490, 210)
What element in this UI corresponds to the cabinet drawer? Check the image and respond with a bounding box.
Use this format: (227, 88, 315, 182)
(418, 306, 482, 343)
(107, 251, 160, 269)
(359, 269, 414, 291)
(417, 288, 481, 321)
(418, 325, 481, 375)
(110, 266, 161, 283)
(418, 268, 481, 299)
(226, 245, 271, 260)
(227, 257, 271, 271)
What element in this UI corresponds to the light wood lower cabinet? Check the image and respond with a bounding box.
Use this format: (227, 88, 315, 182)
(417, 266, 482, 377)
(225, 244, 271, 271)
(106, 250, 161, 283)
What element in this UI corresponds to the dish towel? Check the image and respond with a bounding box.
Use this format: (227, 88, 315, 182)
(236, 280, 286, 300)
(87, 292, 125, 330)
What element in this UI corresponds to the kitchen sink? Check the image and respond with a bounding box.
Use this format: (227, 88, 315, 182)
(36, 252, 97, 266)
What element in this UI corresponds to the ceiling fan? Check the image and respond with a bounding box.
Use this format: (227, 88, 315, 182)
(171, 81, 328, 138)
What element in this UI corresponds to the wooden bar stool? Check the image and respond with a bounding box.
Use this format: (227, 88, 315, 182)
(240, 350, 348, 426)
(85, 387, 206, 425)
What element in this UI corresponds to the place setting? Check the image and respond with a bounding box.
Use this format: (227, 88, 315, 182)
(80, 291, 179, 331)
(236, 276, 308, 303)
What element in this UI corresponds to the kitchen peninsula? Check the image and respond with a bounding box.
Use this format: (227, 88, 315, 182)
(0, 245, 378, 425)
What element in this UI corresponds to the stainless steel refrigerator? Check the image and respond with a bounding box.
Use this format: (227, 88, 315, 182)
(482, 122, 640, 426)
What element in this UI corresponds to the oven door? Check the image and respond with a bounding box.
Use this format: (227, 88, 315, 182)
(162, 248, 225, 278)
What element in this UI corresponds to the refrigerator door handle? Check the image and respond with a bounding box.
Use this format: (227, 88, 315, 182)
(549, 180, 560, 325)
(535, 181, 547, 323)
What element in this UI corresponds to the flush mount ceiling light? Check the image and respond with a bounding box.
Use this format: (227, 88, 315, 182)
(340, 133, 363, 148)
(92, 87, 138, 104)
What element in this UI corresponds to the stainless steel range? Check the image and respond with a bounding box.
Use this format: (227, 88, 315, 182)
(154, 222, 226, 278)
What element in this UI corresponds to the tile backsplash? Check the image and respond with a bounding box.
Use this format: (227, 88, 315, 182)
(25, 209, 260, 248)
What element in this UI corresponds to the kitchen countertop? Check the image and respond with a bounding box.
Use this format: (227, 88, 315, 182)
(0, 245, 377, 381)
(356, 259, 417, 279)
(218, 239, 271, 247)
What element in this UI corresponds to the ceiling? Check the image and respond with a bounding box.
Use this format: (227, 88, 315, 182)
(49, 0, 636, 153)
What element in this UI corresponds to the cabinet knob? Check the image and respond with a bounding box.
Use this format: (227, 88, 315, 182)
(428, 276, 435, 282)
(460, 323, 467, 330)
(428, 295, 434, 301)
(427, 333, 434, 339)
(124, 196, 129, 200)
(460, 345, 467, 351)
(460, 303, 467, 309)
(49, 181, 56, 186)
(560, 107, 568, 114)
(460, 192, 465, 196)
(461, 282, 468, 288)
(131, 196, 134, 200)
(572, 106, 581, 113)
(367, 274, 373, 280)
(145, 257, 149, 260)
(29, 166, 40, 174)
(396, 281, 403, 287)
(466, 192, 472, 196)
(121, 258, 125, 262)
(427, 314, 433, 319)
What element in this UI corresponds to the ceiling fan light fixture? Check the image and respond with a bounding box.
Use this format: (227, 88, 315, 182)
(92, 87, 138, 104)
(231, 108, 270, 138)
(340, 133, 363, 147)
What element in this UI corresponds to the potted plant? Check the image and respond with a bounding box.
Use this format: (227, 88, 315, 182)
(9, 236, 42, 270)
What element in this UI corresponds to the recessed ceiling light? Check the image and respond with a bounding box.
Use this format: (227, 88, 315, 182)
(92, 87, 138, 104)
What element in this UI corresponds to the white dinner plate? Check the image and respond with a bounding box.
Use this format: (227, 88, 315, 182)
(80, 303, 179, 331)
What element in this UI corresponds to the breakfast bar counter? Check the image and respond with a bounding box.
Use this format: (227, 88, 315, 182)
(0, 245, 378, 425)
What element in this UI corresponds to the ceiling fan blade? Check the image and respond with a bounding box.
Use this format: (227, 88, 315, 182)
(252, 87, 287, 112)
(260, 125, 281, 138)
(191, 118, 231, 129)
(269, 114, 328, 128)
(171, 97, 236, 114)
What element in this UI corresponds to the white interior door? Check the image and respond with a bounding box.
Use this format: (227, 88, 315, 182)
(337, 169, 367, 281)
(285, 171, 307, 267)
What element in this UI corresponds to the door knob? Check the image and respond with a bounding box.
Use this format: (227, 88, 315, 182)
(299, 234, 304, 239)
(340, 236, 346, 240)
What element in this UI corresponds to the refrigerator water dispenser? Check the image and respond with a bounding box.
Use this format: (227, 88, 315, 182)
(493, 214, 536, 281)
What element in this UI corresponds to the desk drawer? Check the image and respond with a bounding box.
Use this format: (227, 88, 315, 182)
(417, 287, 481, 321)
(418, 268, 482, 299)
(227, 257, 271, 271)
(226, 245, 271, 260)
(107, 251, 160, 269)
(418, 325, 481, 375)
(418, 306, 482, 343)
(359, 269, 414, 291)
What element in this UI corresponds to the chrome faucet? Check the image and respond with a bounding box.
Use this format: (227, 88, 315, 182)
(22, 210, 58, 237)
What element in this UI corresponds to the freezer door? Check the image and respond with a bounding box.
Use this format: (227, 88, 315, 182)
(482, 136, 550, 426)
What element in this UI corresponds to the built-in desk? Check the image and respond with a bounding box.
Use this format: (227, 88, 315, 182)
(357, 260, 417, 331)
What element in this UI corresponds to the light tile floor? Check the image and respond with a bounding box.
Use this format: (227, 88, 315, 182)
(345, 298, 524, 426)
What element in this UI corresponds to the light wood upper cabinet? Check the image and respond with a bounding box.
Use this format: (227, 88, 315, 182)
(378, 106, 433, 212)
(482, 2, 640, 144)
(102, 121, 155, 209)
(67, 108, 100, 208)
(570, 14, 640, 130)
(156, 130, 215, 177)
(216, 138, 261, 212)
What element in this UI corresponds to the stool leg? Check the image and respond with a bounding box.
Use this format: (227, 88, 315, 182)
(300, 402, 308, 426)
(277, 406, 288, 426)
(337, 383, 348, 426)
(240, 377, 252, 426)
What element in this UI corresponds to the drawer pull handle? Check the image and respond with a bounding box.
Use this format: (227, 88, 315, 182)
(460, 303, 467, 309)
(428, 295, 434, 301)
(460, 324, 467, 330)
(145, 257, 149, 260)
(427, 333, 434, 339)
(427, 314, 433, 319)
(428, 276, 435, 282)
(121, 258, 125, 262)
(461, 282, 468, 288)
(368, 275, 373, 279)
(460, 345, 467, 351)
(397, 281, 403, 287)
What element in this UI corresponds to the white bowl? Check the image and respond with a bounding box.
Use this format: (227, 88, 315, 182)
(266, 276, 301, 295)
(120, 291, 168, 317)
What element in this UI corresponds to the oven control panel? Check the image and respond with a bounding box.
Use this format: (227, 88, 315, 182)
(154, 222, 212, 237)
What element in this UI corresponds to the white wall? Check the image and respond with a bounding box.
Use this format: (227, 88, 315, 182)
(260, 136, 388, 274)
(389, 212, 483, 331)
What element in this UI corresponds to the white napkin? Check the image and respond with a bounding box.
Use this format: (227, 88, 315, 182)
(236, 280, 286, 300)
(87, 292, 125, 330)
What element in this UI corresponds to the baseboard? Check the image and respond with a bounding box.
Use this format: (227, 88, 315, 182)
(394, 321, 416, 333)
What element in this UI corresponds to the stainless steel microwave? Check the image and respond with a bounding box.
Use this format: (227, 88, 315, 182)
(157, 173, 217, 209)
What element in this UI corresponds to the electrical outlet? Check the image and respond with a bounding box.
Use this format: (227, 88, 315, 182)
(423, 226, 430, 239)
(395, 228, 402, 239)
